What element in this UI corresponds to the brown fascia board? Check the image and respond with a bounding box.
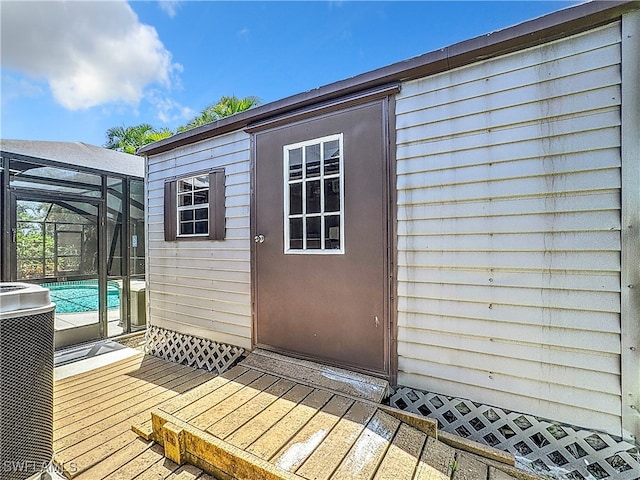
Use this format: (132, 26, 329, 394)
(138, 0, 637, 157)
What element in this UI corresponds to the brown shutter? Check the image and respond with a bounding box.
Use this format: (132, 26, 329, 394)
(209, 169, 226, 240)
(164, 180, 177, 241)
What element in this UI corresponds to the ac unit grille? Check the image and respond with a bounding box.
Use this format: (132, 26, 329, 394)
(0, 310, 54, 480)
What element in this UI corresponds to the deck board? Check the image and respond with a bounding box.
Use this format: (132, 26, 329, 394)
(54, 362, 194, 429)
(272, 394, 354, 473)
(209, 377, 297, 440)
(296, 401, 377, 480)
(54, 366, 207, 447)
(175, 369, 263, 422)
(53, 352, 527, 480)
(224, 383, 315, 450)
(55, 361, 171, 418)
(246, 389, 334, 461)
(190, 373, 279, 431)
(53, 353, 219, 480)
(373, 423, 427, 480)
(72, 436, 154, 480)
(413, 436, 456, 480)
(330, 409, 401, 480)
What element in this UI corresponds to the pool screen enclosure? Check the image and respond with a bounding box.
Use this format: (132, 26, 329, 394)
(0, 140, 145, 349)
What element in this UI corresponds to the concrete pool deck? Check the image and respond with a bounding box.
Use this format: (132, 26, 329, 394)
(55, 308, 123, 337)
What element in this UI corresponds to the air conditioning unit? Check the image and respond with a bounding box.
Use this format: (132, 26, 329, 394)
(0, 283, 55, 480)
(129, 281, 146, 327)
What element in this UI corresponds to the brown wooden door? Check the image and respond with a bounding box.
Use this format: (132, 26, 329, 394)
(253, 99, 390, 376)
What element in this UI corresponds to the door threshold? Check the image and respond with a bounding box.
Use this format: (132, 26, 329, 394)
(241, 348, 389, 403)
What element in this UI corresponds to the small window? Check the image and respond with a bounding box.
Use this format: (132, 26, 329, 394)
(177, 175, 210, 236)
(164, 169, 225, 241)
(284, 134, 344, 254)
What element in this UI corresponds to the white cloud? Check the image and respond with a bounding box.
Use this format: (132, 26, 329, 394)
(0, 0, 181, 110)
(146, 89, 194, 123)
(159, 1, 181, 18)
(1, 73, 45, 103)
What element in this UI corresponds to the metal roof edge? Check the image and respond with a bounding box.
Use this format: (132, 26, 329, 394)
(138, 0, 638, 157)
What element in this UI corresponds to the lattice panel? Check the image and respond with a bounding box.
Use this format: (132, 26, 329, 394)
(144, 325, 244, 374)
(389, 386, 639, 480)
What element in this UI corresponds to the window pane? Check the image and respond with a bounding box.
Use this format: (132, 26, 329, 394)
(195, 221, 208, 234)
(195, 207, 208, 220)
(180, 222, 194, 235)
(306, 217, 321, 249)
(325, 215, 340, 249)
(180, 210, 193, 221)
(324, 178, 340, 212)
(130, 179, 145, 276)
(323, 140, 340, 175)
(178, 193, 192, 207)
(289, 218, 303, 249)
(289, 183, 302, 215)
(178, 179, 193, 192)
(289, 148, 302, 180)
(305, 144, 321, 178)
(306, 180, 321, 214)
(193, 190, 208, 205)
(195, 175, 209, 188)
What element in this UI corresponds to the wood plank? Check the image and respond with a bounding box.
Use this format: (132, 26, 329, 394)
(373, 423, 427, 480)
(189, 374, 279, 431)
(208, 378, 296, 440)
(158, 365, 248, 413)
(331, 409, 401, 480)
(101, 442, 167, 480)
(55, 359, 177, 417)
(54, 356, 168, 405)
(414, 436, 456, 480)
(53, 353, 150, 391)
(296, 402, 377, 480)
(58, 430, 141, 477)
(55, 362, 194, 428)
(451, 452, 489, 480)
(71, 436, 154, 480)
(54, 366, 207, 442)
(131, 457, 181, 480)
(246, 388, 333, 460)
(165, 464, 205, 480)
(54, 355, 154, 398)
(272, 395, 354, 472)
(174, 369, 263, 422)
(225, 383, 314, 450)
(489, 466, 518, 480)
(54, 353, 145, 388)
(54, 369, 212, 455)
(133, 365, 250, 440)
(438, 431, 515, 467)
(153, 411, 301, 480)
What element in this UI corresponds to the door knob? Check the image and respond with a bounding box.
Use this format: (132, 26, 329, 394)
(254, 234, 265, 244)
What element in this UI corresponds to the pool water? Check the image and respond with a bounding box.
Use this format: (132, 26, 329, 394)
(42, 281, 120, 314)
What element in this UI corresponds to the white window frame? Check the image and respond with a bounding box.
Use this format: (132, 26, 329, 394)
(176, 174, 210, 238)
(283, 133, 345, 255)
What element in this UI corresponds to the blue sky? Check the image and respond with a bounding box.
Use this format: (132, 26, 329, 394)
(1, 1, 577, 148)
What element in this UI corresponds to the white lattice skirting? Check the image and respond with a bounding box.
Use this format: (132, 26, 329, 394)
(389, 386, 639, 480)
(144, 325, 244, 374)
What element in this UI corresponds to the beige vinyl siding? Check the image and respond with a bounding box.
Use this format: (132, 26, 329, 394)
(395, 22, 622, 434)
(146, 130, 252, 349)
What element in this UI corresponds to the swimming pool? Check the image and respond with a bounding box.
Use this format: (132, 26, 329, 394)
(42, 281, 120, 314)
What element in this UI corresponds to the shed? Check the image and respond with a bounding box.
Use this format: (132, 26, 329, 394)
(0, 140, 146, 348)
(138, 0, 640, 463)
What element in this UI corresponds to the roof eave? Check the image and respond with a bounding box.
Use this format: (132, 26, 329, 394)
(138, 0, 637, 157)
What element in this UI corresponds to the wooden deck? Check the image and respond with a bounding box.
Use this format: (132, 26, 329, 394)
(53, 353, 538, 480)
